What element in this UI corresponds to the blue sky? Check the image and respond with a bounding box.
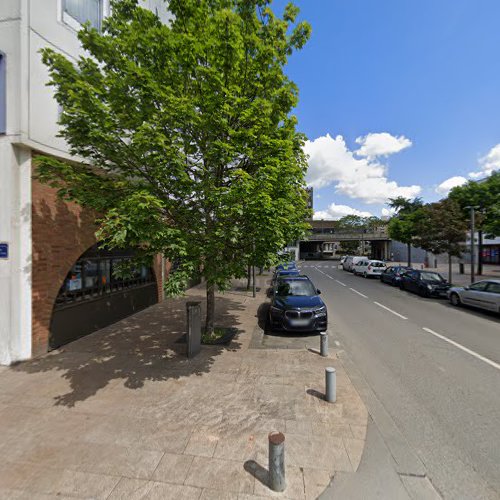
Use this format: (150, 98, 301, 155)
(272, 0, 500, 219)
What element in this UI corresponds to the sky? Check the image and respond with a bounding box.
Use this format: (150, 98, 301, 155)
(272, 0, 500, 219)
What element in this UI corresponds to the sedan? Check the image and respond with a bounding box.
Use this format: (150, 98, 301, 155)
(400, 270, 451, 297)
(268, 276, 327, 333)
(381, 266, 412, 286)
(448, 280, 500, 313)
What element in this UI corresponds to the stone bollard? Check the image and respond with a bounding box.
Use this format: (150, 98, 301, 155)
(186, 301, 201, 358)
(268, 431, 286, 492)
(320, 332, 328, 357)
(325, 367, 336, 403)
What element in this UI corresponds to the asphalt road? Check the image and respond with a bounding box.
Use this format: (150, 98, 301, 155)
(300, 261, 500, 499)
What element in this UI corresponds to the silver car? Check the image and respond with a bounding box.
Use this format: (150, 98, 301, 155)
(448, 279, 500, 313)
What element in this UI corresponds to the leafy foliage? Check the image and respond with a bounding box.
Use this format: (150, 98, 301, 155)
(37, 0, 311, 331)
(448, 171, 500, 238)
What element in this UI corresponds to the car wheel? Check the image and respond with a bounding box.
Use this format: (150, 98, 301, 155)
(419, 288, 430, 298)
(450, 293, 461, 307)
(363, 272, 368, 278)
(399, 281, 405, 291)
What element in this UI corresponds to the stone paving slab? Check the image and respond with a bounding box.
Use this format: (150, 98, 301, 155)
(0, 277, 368, 499)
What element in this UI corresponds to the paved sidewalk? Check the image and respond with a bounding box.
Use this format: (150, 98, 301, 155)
(0, 278, 368, 499)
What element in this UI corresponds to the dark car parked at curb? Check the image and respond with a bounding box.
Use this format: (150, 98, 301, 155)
(399, 269, 451, 298)
(381, 266, 412, 286)
(267, 276, 327, 333)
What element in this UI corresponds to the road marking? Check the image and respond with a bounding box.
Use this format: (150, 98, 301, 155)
(373, 301, 408, 319)
(422, 327, 500, 371)
(335, 280, 347, 287)
(349, 288, 368, 299)
(314, 267, 335, 280)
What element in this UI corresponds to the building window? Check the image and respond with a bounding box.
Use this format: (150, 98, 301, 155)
(0, 53, 5, 134)
(54, 245, 155, 309)
(63, 0, 103, 30)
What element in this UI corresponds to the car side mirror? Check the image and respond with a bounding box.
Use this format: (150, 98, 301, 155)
(316, 289, 321, 294)
(464, 286, 469, 291)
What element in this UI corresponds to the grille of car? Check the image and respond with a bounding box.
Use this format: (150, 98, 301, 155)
(285, 310, 313, 319)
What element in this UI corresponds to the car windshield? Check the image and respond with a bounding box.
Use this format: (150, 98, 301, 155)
(276, 280, 317, 296)
(420, 272, 445, 282)
(370, 262, 385, 267)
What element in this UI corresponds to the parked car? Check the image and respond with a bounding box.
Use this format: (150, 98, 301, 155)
(272, 268, 301, 286)
(268, 275, 327, 333)
(353, 259, 386, 278)
(381, 266, 412, 286)
(448, 280, 500, 313)
(399, 270, 451, 297)
(339, 255, 348, 265)
(276, 261, 297, 272)
(343, 256, 368, 272)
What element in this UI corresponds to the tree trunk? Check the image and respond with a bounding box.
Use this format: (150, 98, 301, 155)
(478, 230, 483, 276)
(407, 242, 412, 267)
(448, 254, 453, 283)
(205, 282, 215, 335)
(246, 264, 251, 290)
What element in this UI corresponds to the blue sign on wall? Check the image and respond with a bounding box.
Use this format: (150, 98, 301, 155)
(0, 243, 8, 259)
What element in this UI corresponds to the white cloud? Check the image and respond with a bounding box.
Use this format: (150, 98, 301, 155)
(469, 144, 500, 179)
(435, 176, 468, 195)
(381, 207, 396, 217)
(304, 133, 421, 204)
(355, 132, 412, 158)
(313, 203, 372, 220)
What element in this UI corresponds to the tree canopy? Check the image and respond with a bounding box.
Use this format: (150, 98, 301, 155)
(448, 171, 500, 238)
(37, 0, 312, 331)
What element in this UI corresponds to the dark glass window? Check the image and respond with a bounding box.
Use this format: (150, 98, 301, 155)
(55, 245, 155, 309)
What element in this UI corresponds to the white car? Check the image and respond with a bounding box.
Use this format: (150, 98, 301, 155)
(448, 280, 500, 313)
(343, 256, 368, 272)
(353, 259, 386, 278)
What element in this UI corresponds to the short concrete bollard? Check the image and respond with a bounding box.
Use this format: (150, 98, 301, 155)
(268, 431, 286, 492)
(320, 332, 328, 357)
(325, 367, 336, 403)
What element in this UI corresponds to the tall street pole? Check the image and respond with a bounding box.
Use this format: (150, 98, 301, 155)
(470, 206, 475, 284)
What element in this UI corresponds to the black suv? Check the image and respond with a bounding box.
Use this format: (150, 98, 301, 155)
(399, 269, 451, 297)
(268, 276, 327, 333)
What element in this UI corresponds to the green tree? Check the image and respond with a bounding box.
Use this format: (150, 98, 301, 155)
(387, 197, 424, 266)
(37, 0, 311, 333)
(448, 172, 500, 274)
(414, 199, 468, 282)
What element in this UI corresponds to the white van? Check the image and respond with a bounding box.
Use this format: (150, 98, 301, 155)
(343, 256, 368, 272)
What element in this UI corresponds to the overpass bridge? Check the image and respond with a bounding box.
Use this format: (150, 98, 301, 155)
(299, 227, 391, 260)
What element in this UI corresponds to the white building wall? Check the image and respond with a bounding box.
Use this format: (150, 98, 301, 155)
(0, 0, 171, 364)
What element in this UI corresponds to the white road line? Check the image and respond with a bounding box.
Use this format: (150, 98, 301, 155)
(373, 301, 408, 320)
(349, 288, 368, 299)
(422, 327, 500, 371)
(335, 280, 347, 287)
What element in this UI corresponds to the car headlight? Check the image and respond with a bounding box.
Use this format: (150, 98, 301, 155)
(427, 284, 433, 290)
(314, 306, 327, 316)
(270, 306, 283, 315)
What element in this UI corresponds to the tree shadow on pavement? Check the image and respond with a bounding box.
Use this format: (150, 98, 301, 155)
(12, 291, 245, 408)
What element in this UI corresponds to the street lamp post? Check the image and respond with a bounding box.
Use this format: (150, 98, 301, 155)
(466, 206, 479, 284)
